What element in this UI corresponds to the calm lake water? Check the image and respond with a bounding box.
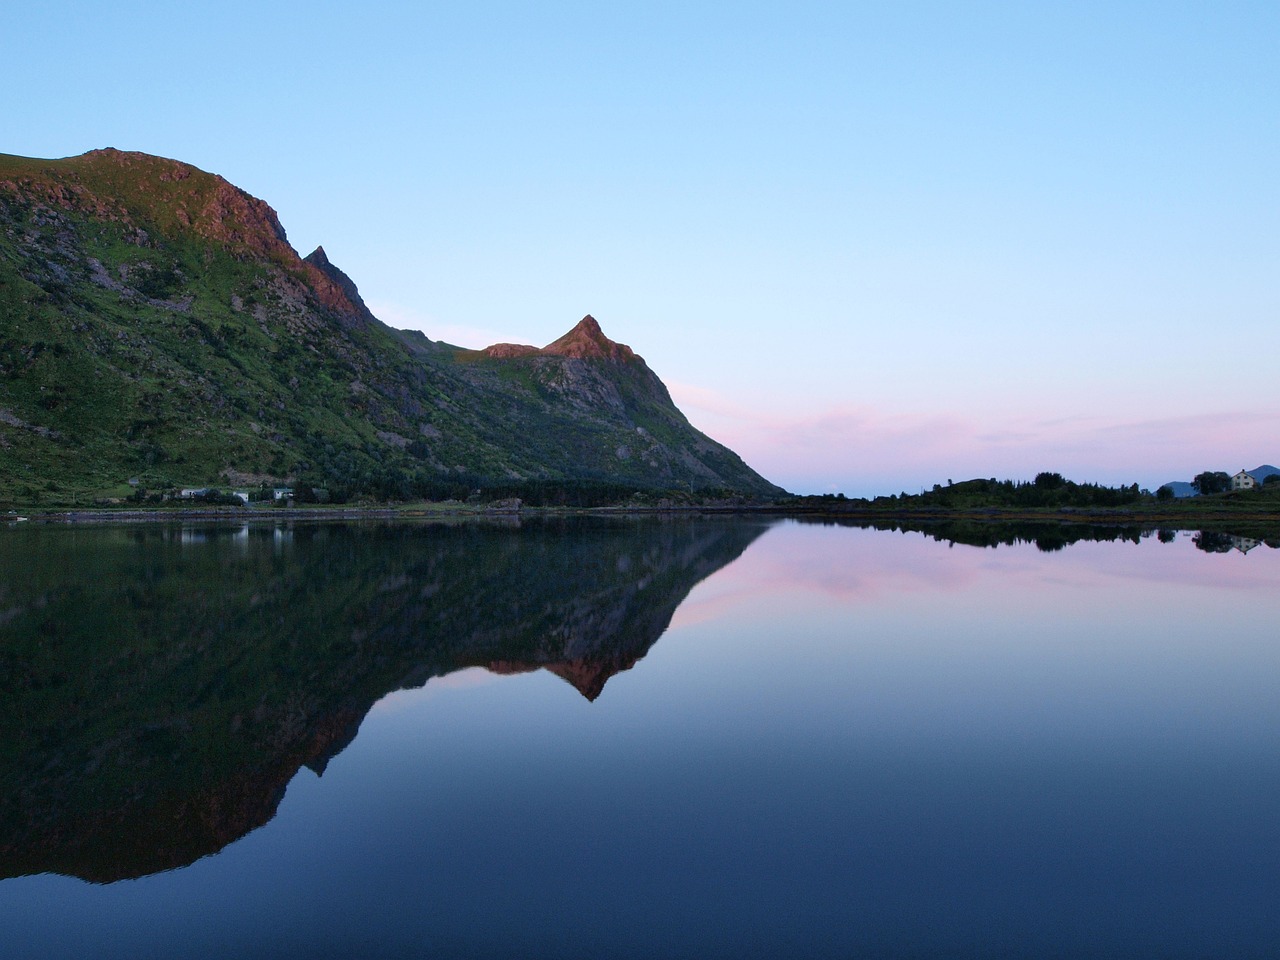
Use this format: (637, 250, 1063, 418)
(1, 517, 1277, 959)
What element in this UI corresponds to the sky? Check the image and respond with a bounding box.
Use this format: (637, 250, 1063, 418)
(5, 1, 1278, 495)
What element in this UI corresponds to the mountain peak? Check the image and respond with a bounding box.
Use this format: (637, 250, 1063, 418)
(303, 246, 375, 326)
(542, 315, 637, 361)
(480, 314, 640, 362)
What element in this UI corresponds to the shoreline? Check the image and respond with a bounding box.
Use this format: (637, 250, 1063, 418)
(7, 501, 1280, 533)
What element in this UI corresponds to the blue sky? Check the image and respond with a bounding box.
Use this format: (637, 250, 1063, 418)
(6, 1, 1278, 494)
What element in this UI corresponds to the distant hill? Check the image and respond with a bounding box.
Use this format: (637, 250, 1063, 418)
(0, 149, 782, 502)
(1158, 481, 1199, 498)
(1248, 464, 1279, 481)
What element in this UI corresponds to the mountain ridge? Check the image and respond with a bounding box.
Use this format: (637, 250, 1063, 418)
(0, 148, 783, 502)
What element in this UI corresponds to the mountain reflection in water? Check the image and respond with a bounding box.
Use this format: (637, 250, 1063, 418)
(2, 517, 1279, 960)
(0, 518, 767, 883)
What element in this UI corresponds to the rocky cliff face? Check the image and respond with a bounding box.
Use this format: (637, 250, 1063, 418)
(302, 244, 379, 326)
(0, 149, 783, 501)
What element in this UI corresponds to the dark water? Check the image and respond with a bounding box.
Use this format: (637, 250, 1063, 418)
(1, 518, 1277, 959)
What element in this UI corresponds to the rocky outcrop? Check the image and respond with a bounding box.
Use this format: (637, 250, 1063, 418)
(482, 315, 639, 363)
(542, 314, 639, 361)
(303, 245, 379, 326)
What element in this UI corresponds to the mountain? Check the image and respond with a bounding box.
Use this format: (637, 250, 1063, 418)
(0, 149, 782, 502)
(1248, 464, 1279, 481)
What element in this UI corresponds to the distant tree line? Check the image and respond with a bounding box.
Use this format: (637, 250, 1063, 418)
(882, 472, 1148, 510)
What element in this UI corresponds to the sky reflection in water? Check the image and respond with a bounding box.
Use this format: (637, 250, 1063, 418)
(2, 520, 1277, 959)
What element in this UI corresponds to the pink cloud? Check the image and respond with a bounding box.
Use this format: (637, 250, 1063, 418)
(667, 381, 1280, 494)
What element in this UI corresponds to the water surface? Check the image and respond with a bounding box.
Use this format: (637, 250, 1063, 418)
(1, 518, 1277, 958)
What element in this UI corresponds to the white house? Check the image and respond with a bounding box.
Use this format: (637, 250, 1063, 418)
(1231, 470, 1258, 491)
